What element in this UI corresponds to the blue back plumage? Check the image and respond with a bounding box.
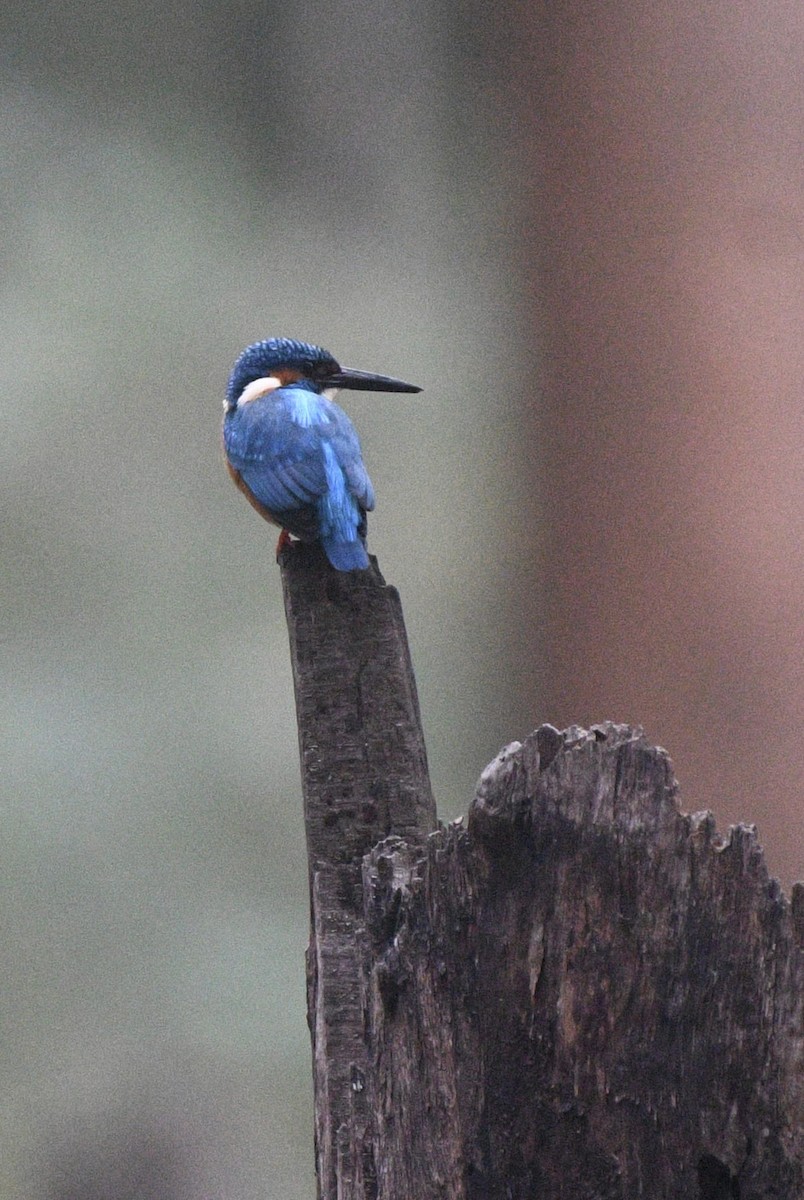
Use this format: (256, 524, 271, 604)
(224, 378, 374, 570)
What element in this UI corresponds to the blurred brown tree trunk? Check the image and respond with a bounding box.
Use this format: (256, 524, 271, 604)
(521, 1, 804, 886)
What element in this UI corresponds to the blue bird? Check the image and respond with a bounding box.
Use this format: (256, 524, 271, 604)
(223, 337, 421, 571)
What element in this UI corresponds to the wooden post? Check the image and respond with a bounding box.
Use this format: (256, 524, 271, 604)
(280, 544, 436, 1199)
(281, 547, 803, 1199)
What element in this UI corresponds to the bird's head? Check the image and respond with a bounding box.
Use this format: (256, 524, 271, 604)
(225, 337, 421, 412)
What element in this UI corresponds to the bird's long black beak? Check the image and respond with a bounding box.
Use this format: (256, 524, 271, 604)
(325, 367, 421, 393)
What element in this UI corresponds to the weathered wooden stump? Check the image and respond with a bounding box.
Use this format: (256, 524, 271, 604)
(281, 545, 803, 1200)
(281, 543, 436, 1198)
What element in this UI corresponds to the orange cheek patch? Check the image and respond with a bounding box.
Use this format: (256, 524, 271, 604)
(275, 368, 302, 386)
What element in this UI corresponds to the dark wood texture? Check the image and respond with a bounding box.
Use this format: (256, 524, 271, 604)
(281, 547, 802, 1199)
(363, 724, 803, 1199)
(280, 544, 436, 1199)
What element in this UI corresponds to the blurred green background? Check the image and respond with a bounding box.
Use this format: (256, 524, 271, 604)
(4, 1, 802, 1196)
(3, 3, 531, 1196)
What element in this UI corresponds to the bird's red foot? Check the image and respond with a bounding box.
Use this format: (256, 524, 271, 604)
(275, 529, 293, 561)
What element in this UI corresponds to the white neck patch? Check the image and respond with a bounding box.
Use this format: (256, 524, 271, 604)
(236, 376, 282, 407)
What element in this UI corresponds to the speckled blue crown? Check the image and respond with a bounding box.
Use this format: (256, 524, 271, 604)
(226, 337, 338, 407)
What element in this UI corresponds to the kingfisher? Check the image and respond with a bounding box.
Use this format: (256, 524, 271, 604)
(223, 337, 421, 570)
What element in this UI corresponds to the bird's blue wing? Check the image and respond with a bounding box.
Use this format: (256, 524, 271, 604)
(224, 387, 375, 559)
(342, 455, 375, 513)
(224, 396, 329, 513)
(328, 404, 375, 513)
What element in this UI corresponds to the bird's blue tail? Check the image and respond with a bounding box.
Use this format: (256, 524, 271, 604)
(319, 443, 370, 570)
(323, 537, 370, 571)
